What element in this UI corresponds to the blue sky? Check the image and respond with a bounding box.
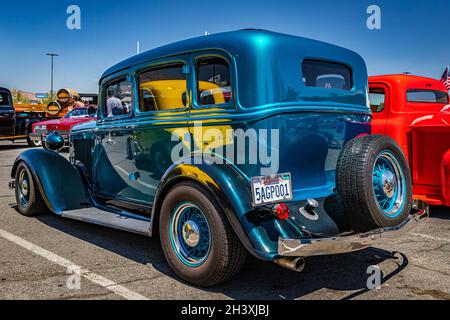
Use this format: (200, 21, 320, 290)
(0, 0, 449, 93)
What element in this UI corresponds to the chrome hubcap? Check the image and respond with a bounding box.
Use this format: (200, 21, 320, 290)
(182, 220, 200, 247)
(372, 151, 406, 218)
(18, 170, 30, 207)
(382, 170, 396, 198)
(21, 179, 29, 197)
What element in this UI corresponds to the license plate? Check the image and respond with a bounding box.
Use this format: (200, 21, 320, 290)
(251, 173, 293, 206)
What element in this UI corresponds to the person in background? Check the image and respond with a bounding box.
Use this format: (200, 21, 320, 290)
(83, 99, 90, 109)
(106, 89, 123, 117)
(68, 96, 84, 112)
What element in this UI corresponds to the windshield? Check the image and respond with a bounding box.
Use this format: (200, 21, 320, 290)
(64, 108, 90, 118)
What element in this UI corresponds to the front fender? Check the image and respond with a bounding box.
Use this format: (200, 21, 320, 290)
(150, 155, 283, 261)
(11, 149, 90, 214)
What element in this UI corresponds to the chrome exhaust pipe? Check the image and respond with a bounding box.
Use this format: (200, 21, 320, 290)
(274, 257, 305, 272)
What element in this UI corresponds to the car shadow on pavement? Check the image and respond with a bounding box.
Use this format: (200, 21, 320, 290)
(0, 143, 29, 151)
(35, 213, 408, 300)
(429, 206, 450, 220)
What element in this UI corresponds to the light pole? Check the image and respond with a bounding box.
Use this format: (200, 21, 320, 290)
(46, 53, 59, 100)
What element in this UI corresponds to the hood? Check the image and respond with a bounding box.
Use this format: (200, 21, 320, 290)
(33, 117, 96, 131)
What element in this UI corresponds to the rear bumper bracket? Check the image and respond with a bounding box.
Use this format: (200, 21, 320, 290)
(278, 209, 428, 257)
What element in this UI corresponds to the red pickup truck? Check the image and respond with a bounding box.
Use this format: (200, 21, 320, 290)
(369, 74, 450, 206)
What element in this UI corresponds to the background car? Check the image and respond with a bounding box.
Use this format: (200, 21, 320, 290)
(0, 87, 44, 147)
(30, 106, 97, 148)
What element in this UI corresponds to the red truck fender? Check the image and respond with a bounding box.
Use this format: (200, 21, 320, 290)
(441, 149, 450, 206)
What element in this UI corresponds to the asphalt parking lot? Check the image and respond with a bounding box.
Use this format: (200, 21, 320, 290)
(0, 141, 449, 300)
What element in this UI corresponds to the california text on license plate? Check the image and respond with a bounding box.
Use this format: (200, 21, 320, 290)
(251, 173, 293, 206)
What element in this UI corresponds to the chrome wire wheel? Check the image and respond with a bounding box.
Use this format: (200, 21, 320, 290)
(372, 151, 406, 218)
(17, 169, 30, 208)
(169, 202, 211, 267)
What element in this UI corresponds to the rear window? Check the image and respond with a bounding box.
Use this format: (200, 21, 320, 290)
(0, 92, 10, 105)
(369, 88, 386, 112)
(302, 59, 353, 90)
(407, 90, 448, 104)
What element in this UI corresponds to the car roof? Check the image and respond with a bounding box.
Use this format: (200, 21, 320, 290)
(100, 29, 362, 83)
(0, 87, 12, 94)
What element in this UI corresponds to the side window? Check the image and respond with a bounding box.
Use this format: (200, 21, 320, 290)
(369, 88, 386, 113)
(104, 78, 132, 118)
(138, 64, 187, 112)
(0, 92, 10, 105)
(196, 57, 232, 106)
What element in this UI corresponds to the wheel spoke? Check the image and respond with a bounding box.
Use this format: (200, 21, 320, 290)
(170, 202, 211, 267)
(372, 152, 405, 217)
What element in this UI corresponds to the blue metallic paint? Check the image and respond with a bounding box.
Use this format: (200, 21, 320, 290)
(13, 30, 372, 261)
(11, 149, 90, 214)
(101, 30, 368, 111)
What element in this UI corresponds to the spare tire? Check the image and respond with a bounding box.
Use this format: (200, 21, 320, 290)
(336, 135, 412, 232)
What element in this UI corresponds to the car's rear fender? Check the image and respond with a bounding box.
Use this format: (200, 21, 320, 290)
(150, 154, 264, 258)
(441, 149, 450, 206)
(151, 154, 290, 261)
(11, 149, 91, 214)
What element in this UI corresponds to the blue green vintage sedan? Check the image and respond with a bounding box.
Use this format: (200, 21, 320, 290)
(10, 30, 426, 286)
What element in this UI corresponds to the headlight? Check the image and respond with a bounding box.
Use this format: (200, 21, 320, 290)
(34, 125, 41, 131)
(41, 125, 47, 131)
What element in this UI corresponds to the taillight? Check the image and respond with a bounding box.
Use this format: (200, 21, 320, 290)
(273, 203, 289, 221)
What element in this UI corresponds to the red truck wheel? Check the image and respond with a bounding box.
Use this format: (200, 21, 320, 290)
(336, 135, 412, 232)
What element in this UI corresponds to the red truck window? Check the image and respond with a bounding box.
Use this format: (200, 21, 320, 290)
(369, 88, 386, 112)
(407, 90, 448, 104)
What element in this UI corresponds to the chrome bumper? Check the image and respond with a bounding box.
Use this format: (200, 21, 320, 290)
(31, 132, 69, 142)
(278, 209, 428, 257)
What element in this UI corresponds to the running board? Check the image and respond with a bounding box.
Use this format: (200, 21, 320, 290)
(61, 208, 151, 236)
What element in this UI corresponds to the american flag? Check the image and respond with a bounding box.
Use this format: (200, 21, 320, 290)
(441, 67, 450, 90)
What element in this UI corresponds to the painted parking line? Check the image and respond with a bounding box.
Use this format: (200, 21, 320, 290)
(0, 228, 149, 300)
(411, 232, 450, 243)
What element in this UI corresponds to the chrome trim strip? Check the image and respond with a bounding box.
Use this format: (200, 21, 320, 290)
(278, 209, 428, 257)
